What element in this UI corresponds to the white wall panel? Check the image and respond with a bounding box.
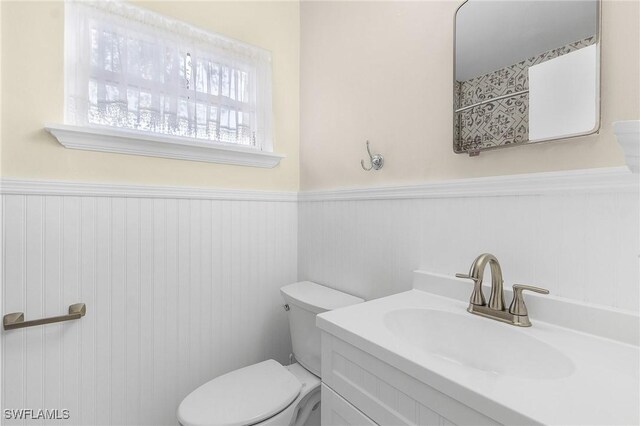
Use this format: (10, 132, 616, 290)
(1, 170, 636, 425)
(299, 191, 639, 312)
(1, 192, 297, 425)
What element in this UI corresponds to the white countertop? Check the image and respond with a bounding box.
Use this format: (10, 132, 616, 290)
(317, 288, 639, 425)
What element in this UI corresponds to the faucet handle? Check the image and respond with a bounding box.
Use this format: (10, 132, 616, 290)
(455, 273, 486, 306)
(509, 284, 549, 316)
(455, 273, 472, 280)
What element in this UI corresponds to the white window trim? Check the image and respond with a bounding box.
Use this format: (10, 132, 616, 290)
(53, 0, 283, 168)
(45, 123, 284, 168)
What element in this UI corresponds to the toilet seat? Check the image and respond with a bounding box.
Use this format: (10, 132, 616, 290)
(178, 360, 302, 426)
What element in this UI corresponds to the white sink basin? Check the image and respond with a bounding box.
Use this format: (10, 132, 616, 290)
(318, 283, 639, 425)
(384, 308, 575, 380)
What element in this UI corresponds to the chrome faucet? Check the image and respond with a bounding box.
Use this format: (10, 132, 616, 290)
(456, 253, 505, 310)
(456, 253, 549, 327)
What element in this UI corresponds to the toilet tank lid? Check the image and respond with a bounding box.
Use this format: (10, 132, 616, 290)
(280, 281, 364, 314)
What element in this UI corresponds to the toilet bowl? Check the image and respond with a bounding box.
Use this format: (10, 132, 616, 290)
(178, 360, 320, 426)
(177, 281, 364, 426)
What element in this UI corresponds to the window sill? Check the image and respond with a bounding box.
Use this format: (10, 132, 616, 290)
(44, 123, 285, 168)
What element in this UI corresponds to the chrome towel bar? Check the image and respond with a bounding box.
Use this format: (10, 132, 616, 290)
(455, 89, 529, 113)
(3, 303, 86, 331)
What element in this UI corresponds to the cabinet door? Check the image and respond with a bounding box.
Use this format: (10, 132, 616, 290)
(321, 333, 501, 426)
(321, 384, 377, 426)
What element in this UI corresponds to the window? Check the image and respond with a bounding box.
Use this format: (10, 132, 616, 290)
(52, 1, 282, 167)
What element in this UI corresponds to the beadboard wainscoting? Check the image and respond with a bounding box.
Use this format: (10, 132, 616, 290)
(298, 167, 639, 312)
(1, 181, 297, 425)
(1, 167, 638, 425)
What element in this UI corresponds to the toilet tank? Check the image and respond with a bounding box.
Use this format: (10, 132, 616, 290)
(280, 281, 364, 377)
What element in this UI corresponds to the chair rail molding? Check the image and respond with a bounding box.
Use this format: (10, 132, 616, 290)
(3, 166, 636, 202)
(45, 123, 285, 168)
(298, 167, 638, 201)
(0, 177, 297, 202)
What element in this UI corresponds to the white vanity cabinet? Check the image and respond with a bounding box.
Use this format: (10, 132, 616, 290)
(316, 275, 640, 426)
(320, 332, 500, 426)
(321, 384, 376, 425)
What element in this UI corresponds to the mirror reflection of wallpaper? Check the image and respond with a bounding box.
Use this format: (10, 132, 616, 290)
(455, 36, 595, 153)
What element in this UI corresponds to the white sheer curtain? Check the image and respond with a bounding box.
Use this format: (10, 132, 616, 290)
(65, 0, 273, 150)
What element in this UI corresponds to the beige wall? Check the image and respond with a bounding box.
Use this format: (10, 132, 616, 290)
(300, 0, 640, 190)
(2, 1, 638, 192)
(0, 1, 300, 191)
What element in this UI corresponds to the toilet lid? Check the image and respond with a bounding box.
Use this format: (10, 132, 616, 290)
(177, 359, 302, 426)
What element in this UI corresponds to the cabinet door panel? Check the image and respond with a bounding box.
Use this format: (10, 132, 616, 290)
(321, 332, 501, 426)
(322, 384, 377, 426)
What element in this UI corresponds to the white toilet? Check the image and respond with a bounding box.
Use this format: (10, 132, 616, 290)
(177, 281, 364, 426)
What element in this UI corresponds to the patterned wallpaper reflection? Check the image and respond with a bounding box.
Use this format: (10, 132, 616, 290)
(455, 37, 595, 153)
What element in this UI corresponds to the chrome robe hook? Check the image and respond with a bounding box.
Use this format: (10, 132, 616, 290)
(361, 140, 384, 171)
